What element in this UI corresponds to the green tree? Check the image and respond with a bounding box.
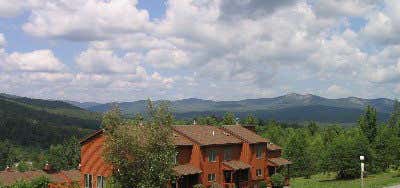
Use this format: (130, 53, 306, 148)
(374, 125, 400, 171)
(131, 113, 144, 126)
(284, 131, 314, 178)
(101, 105, 123, 133)
(358, 106, 377, 143)
(306, 121, 319, 136)
(324, 129, 372, 179)
(0, 140, 13, 170)
(388, 100, 400, 128)
(46, 137, 80, 171)
(104, 100, 176, 187)
(244, 114, 259, 125)
(222, 112, 236, 125)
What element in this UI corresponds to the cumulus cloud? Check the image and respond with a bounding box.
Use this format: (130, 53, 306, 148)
(3, 50, 66, 72)
(2, 0, 400, 100)
(361, 1, 400, 45)
(23, 0, 152, 40)
(75, 49, 142, 74)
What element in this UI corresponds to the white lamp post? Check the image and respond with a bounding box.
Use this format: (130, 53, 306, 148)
(360, 156, 365, 188)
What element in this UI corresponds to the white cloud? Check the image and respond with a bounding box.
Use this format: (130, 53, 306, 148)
(144, 48, 189, 69)
(75, 48, 142, 74)
(23, 0, 152, 40)
(0, 0, 45, 18)
(2, 50, 66, 72)
(3, 0, 400, 101)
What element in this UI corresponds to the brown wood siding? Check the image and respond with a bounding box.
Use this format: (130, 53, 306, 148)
(80, 135, 112, 188)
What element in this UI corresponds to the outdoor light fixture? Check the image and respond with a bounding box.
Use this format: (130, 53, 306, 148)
(360, 156, 365, 188)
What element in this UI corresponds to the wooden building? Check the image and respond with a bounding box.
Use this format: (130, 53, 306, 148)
(80, 125, 291, 188)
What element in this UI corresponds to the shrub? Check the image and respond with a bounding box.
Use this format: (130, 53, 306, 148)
(271, 173, 285, 188)
(259, 181, 268, 188)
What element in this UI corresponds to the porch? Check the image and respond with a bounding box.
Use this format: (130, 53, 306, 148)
(172, 164, 202, 188)
(222, 160, 251, 188)
(266, 157, 292, 186)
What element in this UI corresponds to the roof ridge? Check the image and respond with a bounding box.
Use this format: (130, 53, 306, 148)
(172, 127, 202, 146)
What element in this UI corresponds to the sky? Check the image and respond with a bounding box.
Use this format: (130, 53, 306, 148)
(0, 0, 399, 102)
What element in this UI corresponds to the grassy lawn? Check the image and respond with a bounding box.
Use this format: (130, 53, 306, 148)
(291, 171, 400, 188)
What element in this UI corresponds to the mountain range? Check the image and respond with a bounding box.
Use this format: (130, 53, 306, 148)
(70, 93, 396, 124)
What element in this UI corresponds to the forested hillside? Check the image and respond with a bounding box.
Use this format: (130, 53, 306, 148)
(0, 95, 101, 148)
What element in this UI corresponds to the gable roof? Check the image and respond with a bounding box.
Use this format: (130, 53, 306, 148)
(172, 125, 242, 146)
(173, 130, 194, 146)
(80, 129, 104, 145)
(222, 125, 269, 144)
(81, 125, 270, 147)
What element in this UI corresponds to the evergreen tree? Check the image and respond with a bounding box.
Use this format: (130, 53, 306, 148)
(244, 114, 259, 125)
(306, 121, 319, 136)
(222, 112, 236, 125)
(358, 106, 377, 143)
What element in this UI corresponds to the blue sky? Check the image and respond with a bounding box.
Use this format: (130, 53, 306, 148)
(0, 0, 399, 102)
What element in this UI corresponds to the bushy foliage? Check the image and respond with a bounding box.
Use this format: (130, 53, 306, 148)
(5, 176, 49, 188)
(270, 173, 285, 188)
(46, 137, 80, 171)
(104, 101, 176, 187)
(258, 181, 268, 188)
(256, 104, 400, 180)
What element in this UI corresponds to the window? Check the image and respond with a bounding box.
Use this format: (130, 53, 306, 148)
(208, 150, 217, 162)
(97, 176, 106, 188)
(208, 173, 216, 182)
(256, 169, 262, 177)
(84, 174, 92, 188)
(256, 145, 263, 159)
(224, 148, 232, 161)
(173, 152, 178, 164)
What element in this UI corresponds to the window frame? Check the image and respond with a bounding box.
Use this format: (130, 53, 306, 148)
(84, 174, 93, 188)
(256, 169, 262, 177)
(256, 145, 263, 159)
(208, 173, 216, 182)
(223, 147, 232, 161)
(208, 150, 217, 162)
